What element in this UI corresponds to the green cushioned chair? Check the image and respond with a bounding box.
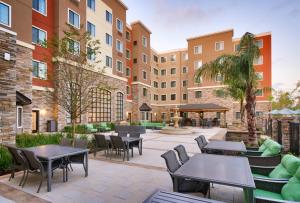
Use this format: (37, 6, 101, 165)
(252, 154, 300, 181)
(254, 167, 300, 202)
(86, 124, 98, 133)
(98, 122, 111, 132)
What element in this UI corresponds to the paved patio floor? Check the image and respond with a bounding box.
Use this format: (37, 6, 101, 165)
(0, 127, 245, 203)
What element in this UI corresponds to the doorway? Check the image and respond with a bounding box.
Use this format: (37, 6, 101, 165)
(32, 110, 39, 133)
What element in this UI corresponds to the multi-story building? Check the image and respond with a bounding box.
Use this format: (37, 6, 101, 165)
(0, 0, 271, 144)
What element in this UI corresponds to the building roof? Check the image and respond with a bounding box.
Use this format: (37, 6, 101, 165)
(177, 103, 229, 112)
(232, 32, 272, 42)
(187, 29, 234, 41)
(117, 0, 128, 10)
(139, 103, 152, 111)
(16, 91, 32, 106)
(130, 21, 152, 34)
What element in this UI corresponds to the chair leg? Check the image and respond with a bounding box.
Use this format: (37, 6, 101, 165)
(37, 175, 43, 193)
(131, 148, 133, 157)
(19, 169, 26, 186)
(123, 151, 125, 161)
(69, 163, 73, 171)
(9, 165, 15, 181)
(22, 171, 29, 188)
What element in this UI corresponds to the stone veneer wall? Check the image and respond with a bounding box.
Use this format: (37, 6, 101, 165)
(0, 30, 17, 143)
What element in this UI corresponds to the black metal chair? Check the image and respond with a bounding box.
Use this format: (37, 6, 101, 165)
(5, 145, 28, 186)
(174, 145, 190, 164)
(110, 135, 132, 161)
(118, 131, 128, 137)
(59, 138, 72, 147)
(20, 149, 64, 193)
(68, 139, 88, 172)
(195, 136, 207, 153)
(93, 134, 110, 158)
(161, 150, 209, 196)
(129, 132, 141, 155)
(199, 135, 208, 146)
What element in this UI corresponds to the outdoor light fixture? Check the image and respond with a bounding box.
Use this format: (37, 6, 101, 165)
(40, 109, 46, 115)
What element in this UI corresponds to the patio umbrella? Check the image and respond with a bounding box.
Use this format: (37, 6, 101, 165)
(270, 109, 280, 115)
(294, 109, 300, 115)
(277, 108, 295, 115)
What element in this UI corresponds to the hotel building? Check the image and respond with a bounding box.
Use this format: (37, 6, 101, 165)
(0, 0, 271, 143)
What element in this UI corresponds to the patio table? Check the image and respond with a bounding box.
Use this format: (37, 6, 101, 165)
(26, 145, 89, 192)
(173, 153, 255, 203)
(105, 136, 143, 161)
(204, 140, 247, 154)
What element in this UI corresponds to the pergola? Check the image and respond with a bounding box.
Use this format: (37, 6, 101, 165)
(175, 103, 229, 126)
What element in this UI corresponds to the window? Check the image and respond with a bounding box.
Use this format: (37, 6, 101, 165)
(161, 82, 166, 88)
(194, 60, 202, 69)
(0, 2, 11, 26)
(153, 81, 158, 88)
(32, 0, 46, 15)
(32, 26, 47, 46)
(195, 91, 202, 98)
(256, 39, 263, 48)
(170, 54, 176, 61)
(161, 57, 166, 63)
(254, 55, 263, 65)
(154, 94, 158, 101)
(256, 72, 263, 80)
(116, 60, 123, 72)
(87, 0, 95, 11)
(216, 112, 221, 119)
(182, 67, 188, 73)
(133, 76, 137, 81)
(183, 53, 188, 60)
(106, 56, 112, 68)
(183, 94, 187, 100)
(153, 55, 158, 62)
(126, 67, 130, 77)
(106, 10, 112, 24)
(161, 69, 166, 76)
(32, 60, 47, 79)
(142, 54, 147, 63)
(161, 95, 166, 101)
(17, 106, 23, 128)
(126, 49, 130, 59)
(153, 68, 158, 75)
(171, 81, 176, 88)
(215, 74, 223, 82)
(142, 71, 147, 80)
(256, 89, 263, 97)
(87, 21, 95, 37)
(140, 111, 149, 121)
(170, 94, 176, 101)
(68, 9, 80, 29)
(89, 88, 111, 122)
(126, 86, 130, 95)
(234, 44, 240, 52)
(171, 68, 176, 75)
(116, 40, 123, 53)
(126, 31, 130, 41)
(143, 88, 147, 96)
(87, 47, 95, 61)
(116, 92, 124, 121)
(105, 33, 112, 46)
(116, 18, 123, 33)
(215, 41, 224, 51)
(256, 111, 263, 117)
(194, 45, 202, 54)
(142, 36, 147, 47)
(235, 112, 241, 120)
(68, 39, 80, 55)
(161, 112, 166, 120)
(182, 80, 187, 87)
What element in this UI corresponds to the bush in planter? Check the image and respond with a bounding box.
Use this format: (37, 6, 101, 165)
(0, 146, 12, 172)
(16, 133, 63, 148)
(63, 125, 89, 134)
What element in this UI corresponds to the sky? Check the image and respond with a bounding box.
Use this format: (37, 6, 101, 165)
(124, 0, 300, 91)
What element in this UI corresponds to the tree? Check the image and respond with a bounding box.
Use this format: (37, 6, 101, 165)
(195, 32, 261, 145)
(49, 25, 107, 139)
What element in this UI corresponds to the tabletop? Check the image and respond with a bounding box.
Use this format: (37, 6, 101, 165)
(204, 140, 247, 153)
(26, 144, 89, 160)
(174, 153, 255, 189)
(105, 136, 142, 143)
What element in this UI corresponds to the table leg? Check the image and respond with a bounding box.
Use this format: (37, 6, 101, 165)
(47, 160, 52, 192)
(127, 143, 129, 161)
(85, 152, 88, 177)
(139, 139, 143, 155)
(173, 177, 179, 192)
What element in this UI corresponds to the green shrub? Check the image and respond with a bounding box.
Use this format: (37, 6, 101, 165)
(63, 125, 89, 134)
(16, 133, 63, 148)
(109, 122, 115, 130)
(0, 146, 12, 171)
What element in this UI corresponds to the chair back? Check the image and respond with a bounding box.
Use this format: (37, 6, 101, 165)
(161, 150, 181, 173)
(118, 131, 128, 137)
(174, 145, 189, 164)
(21, 149, 43, 171)
(195, 136, 206, 151)
(94, 134, 108, 148)
(129, 132, 141, 138)
(74, 139, 88, 149)
(110, 135, 125, 149)
(199, 135, 208, 145)
(5, 145, 27, 167)
(60, 138, 72, 146)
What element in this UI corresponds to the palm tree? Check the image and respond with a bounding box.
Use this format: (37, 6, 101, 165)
(195, 32, 260, 145)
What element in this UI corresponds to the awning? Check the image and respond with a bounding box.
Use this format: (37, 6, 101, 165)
(16, 91, 32, 106)
(139, 103, 152, 111)
(177, 103, 229, 113)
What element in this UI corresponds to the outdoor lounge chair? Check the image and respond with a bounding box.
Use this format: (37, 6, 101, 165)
(93, 134, 110, 158)
(20, 149, 65, 193)
(174, 145, 190, 164)
(251, 154, 300, 181)
(129, 132, 141, 152)
(68, 139, 88, 172)
(194, 136, 207, 153)
(161, 150, 209, 196)
(110, 135, 132, 161)
(5, 145, 28, 186)
(86, 124, 98, 133)
(98, 122, 111, 132)
(254, 167, 300, 202)
(118, 131, 128, 137)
